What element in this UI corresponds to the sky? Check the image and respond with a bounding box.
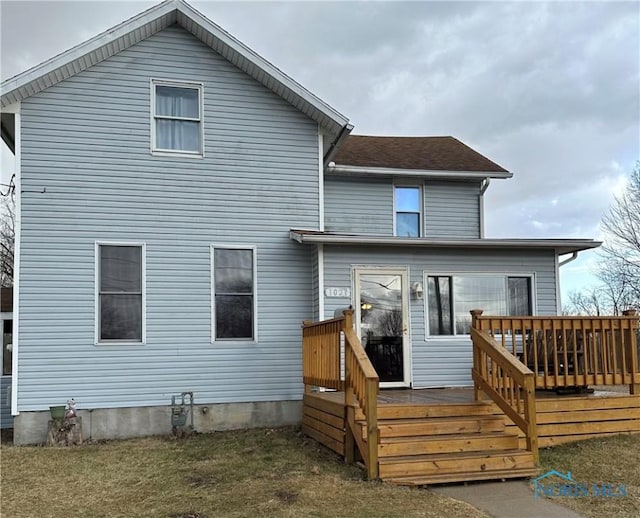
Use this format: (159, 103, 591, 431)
(1, 0, 639, 305)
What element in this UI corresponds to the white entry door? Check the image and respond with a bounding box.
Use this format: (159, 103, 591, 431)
(354, 268, 411, 388)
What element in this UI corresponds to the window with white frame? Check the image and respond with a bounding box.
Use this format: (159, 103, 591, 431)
(426, 275, 532, 336)
(394, 186, 421, 237)
(97, 244, 144, 343)
(152, 80, 203, 155)
(212, 247, 256, 340)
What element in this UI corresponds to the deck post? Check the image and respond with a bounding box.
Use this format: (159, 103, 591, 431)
(342, 310, 357, 464)
(302, 320, 312, 393)
(623, 309, 639, 395)
(471, 309, 484, 401)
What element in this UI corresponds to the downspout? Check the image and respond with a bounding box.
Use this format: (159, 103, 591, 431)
(556, 251, 579, 313)
(558, 251, 579, 267)
(479, 178, 490, 238)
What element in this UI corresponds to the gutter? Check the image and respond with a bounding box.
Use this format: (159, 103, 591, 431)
(326, 164, 512, 180)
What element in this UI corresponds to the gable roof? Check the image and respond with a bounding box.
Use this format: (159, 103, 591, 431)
(0, 0, 349, 147)
(332, 135, 510, 176)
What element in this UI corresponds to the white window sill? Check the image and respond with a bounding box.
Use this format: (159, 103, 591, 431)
(151, 149, 204, 159)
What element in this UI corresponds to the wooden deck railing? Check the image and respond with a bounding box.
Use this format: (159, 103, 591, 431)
(471, 310, 640, 394)
(302, 310, 380, 479)
(470, 320, 539, 463)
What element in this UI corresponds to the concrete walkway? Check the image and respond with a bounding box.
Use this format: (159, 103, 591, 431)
(433, 480, 584, 518)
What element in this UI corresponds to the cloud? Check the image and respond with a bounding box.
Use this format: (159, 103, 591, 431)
(1, 0, 638, 292)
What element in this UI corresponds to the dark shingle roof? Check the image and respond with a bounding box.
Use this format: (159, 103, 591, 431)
(333, 135, 508, 173)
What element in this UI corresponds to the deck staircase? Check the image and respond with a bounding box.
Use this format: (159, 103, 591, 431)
(351, 399, 537, 485)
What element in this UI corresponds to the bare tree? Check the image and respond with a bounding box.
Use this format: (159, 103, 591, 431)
(566, 288, 606, 316)
(599, 161, 640, 311)
(0, 194, 14, 287)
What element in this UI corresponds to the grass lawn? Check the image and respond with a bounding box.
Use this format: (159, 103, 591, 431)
(537, 434, 640, 518)
(1, 427, 487, 518)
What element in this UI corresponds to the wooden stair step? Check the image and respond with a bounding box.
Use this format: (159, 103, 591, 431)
(378, 449, 535, 478)
(371, 402, 495, 420)
(372, 415, 505, 438)
(378, 431, 520, 457)
(384, 467, 539, 486)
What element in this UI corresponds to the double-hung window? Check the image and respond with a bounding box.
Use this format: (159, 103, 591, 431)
(152, 80, 203, 155)
(394, 186, 421, 237)
(212, 247, 256, 341)
(427, 275, 532, 336)
(97, 243, 145, 343)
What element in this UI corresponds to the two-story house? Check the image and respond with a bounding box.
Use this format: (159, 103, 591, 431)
(1, 0, 603, 446)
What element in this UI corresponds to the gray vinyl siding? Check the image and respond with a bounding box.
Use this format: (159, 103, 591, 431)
(324, 177, 481, 237)
(424, 181, 481, 238)
(0, 377, 11, 428)
(324, 177, 393, 234)
(17, 26, 319, 411)
(321, 246, 557, 387)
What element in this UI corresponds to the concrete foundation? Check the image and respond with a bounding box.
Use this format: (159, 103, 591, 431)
(13, 400, 302, 445)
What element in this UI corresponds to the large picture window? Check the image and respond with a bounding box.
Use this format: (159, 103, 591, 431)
(212, 247, 256, 341)
(97, 244, 145, 343)
(152, 80, 203, 155)
(427, 274, 532, 336)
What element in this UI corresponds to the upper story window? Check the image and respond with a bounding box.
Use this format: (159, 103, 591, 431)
(96, 243, 145, 343)
(212, 246, 256, 341)
(152, 80, 203, 156)
(426, 275, 532, 336)
(394, 186, 421, 237)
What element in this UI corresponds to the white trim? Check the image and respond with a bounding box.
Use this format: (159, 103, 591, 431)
(150, 79, 204, 158)
(10, 112, 20, 415)
(393, 183, 423, 238)
(318, 244, 325, 320)
(327, 164, 512, 180)
(1, 102, 19, 114)
(555, 253, 562, 314)
(94, 241, 147, 345)
(353, 266, 412, 388)
(318, 131, 324, 232)
(423, 271, 537, 338)
(289, 231, 601, 255)
(210, 244, 258, 343)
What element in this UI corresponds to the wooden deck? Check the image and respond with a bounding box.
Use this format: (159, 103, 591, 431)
(302, 387, 640, 485)
(302, 311, 640, 485)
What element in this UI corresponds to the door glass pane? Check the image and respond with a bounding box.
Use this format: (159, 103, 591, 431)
(359, 274, 404, 383)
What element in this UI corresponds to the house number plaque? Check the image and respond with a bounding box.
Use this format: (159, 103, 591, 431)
(324, 287, 351, 298)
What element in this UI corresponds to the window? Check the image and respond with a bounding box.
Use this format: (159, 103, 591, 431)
(212, 247, 256, 340)
(2, 319, 11, 375)
(97, 244, 145, 343)
(152, 80, 203, 155)
(395, 186, 421, 237)
(427, 275, 532, 336)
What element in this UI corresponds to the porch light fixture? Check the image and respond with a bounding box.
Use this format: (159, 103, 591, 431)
(411, 282, 424, 299)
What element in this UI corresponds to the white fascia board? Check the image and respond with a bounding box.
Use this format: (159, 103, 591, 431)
(326, 164, 512, 180)
(289, 231, 601, 255)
